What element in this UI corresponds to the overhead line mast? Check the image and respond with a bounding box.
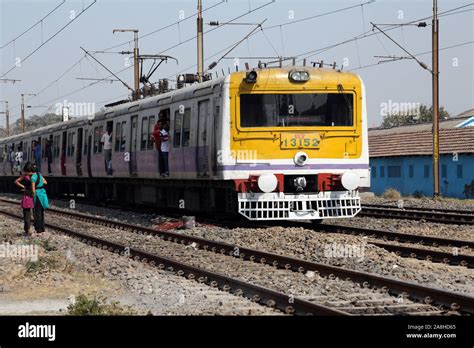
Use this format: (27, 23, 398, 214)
(197, 0, 204, 82)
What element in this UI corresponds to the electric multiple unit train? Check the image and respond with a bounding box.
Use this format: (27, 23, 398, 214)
(0, 66, 370, 221)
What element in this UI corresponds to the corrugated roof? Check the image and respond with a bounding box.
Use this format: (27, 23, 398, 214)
(369, 127, 474, 157)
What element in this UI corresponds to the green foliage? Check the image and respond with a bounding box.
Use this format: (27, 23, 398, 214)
(25, 256, 58, 274)
(381, 104, 450, 128)
(67, 294, 137, 316)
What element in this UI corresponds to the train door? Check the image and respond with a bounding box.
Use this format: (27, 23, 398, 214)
(61, 131, 67, 175)
(197, 100, 210, 177)
(86, 130, 92, 177)
(76, 128, 83, 176)
(212, 97, 220, 176)
(130, 115, 138, 175)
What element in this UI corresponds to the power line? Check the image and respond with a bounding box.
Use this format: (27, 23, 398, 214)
(99, 0, 226, 53)
(295, 2, 474, 63)
(263, 0, 374, 30)
(351, 40, 474, 71)
(0, 0, 66, 49)
(1, 0, 97, 78)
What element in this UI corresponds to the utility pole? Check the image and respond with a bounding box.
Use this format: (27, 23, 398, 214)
(197, 0, 204, 82)
(0, 101, 9, 136)
(113, 29, 140, 100)
(432, 0, 440, 198)
(20, 93, 36, 133)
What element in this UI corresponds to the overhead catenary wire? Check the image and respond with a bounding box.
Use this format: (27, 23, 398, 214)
(1, 0, 97, 78)
(6, 0, 273, 122)
(0, 0, 66, 49)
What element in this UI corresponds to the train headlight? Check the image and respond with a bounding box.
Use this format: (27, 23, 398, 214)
(294, 151, 308, 166)
(257, 173, 278, 193)
(245, 71, 258, 83)
(289, 70, 310, 82)
(341, 171, 360, 191)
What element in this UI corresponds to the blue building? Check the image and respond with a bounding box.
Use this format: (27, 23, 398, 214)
(369, 110, 474, 198)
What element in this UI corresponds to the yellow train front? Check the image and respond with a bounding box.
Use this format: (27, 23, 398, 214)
(220, 66, 370, 221)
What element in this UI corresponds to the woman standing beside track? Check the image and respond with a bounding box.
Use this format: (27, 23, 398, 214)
(31, 164, 49, 234)
(14, 162, 35, 236)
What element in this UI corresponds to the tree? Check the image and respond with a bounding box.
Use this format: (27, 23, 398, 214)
(3, 113, 63, 138)
(381, 104, 450, 128)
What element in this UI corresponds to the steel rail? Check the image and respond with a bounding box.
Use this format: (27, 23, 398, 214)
(359, 205, 474, 225)
(0, 208, 345, 316)
(1, 200, 472, 314)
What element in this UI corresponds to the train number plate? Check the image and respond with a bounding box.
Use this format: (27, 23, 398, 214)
(280, 133, 320, 149)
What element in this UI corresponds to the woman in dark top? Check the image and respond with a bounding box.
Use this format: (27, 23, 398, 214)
(14, 162, 35, 236)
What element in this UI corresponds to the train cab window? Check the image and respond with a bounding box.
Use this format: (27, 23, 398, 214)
(120, 121, 126, 151)
(173, 111, 183, 148)
(93, 127, 99, 154)
(147, 116, 155, 150)
(240, 93, 354, 127)
(98, 126, 104, 153)
(141, 117, 148, 151)
(115, 122, 122, 152)
(182, 109, 191, 147)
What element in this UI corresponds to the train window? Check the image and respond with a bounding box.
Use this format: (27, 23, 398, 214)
(115, 122, 122, 152)
(93, 127, 99, 154)
(182, 109, 191, 147)
(240, 93, 354, 127)
(84, 130, 89, 155)
(120, 121, 126, 151)
(147, 116, 155, 150)
(141, 117, 148, 151)
(98, 126, 104, 153)
(173, 111, 182, 148)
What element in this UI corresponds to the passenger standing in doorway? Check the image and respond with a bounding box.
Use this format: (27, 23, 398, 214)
(101, 127, 113, 175)
(15, 145, 23, 174)
(14, 162, 35, 236)
(152, 119, 164, 175)
(45, 140, 53, 175)
(31, 164, 49, 234)
(9, 145, 15, 175)
(160, 122, 170, 177)
(34, 140, 42, 172)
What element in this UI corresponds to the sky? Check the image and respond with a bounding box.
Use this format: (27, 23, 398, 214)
(0, 0, 473, 128)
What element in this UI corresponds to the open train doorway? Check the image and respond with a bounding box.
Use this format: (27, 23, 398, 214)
(130, 115, 138, 175)
(76, 128, 83, 176)
(61, 131, 67, 175)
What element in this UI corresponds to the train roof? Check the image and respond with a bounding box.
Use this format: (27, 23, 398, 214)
(0, 66, 360, 144)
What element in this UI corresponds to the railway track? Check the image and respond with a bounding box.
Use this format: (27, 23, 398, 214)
(1, 199, 472, 315)
(1, 197, 472, 267)
(316, 224, 474, 268)
(360, 204, 474, 225)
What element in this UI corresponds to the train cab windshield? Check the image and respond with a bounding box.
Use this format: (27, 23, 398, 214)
(240, 93, 353, 128)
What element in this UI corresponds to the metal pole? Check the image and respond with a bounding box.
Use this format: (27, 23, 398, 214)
(20, 93, 36, 133)
(0, 101, 9, 136)
(197, 0, 204, 82)
(5, 101, 9, 136)
(133, 31, 140, 100)
(432, 0, 440, 198)
(113, 29, 140, 100)
(21, 94, 25, 133)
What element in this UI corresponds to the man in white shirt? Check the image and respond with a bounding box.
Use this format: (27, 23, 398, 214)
(160, 123, 170, 177)
(101, 127, 113, 175)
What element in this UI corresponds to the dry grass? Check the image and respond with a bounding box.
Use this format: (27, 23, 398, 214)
(382, 188, 402, 200)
